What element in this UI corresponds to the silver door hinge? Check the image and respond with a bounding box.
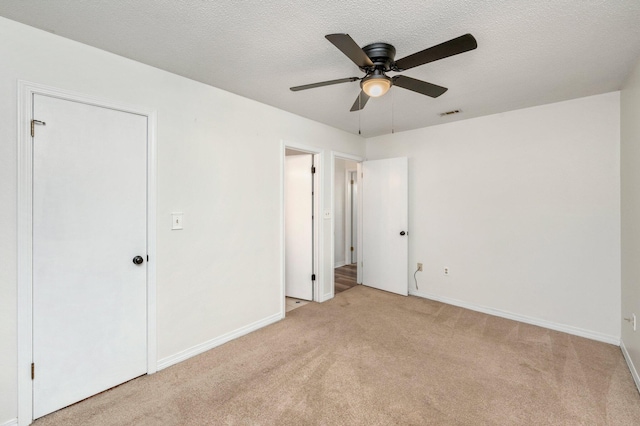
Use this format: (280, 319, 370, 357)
(311, 166, 316, 174)
(31, 119, 46, 137)
(31, 363, 35, 380)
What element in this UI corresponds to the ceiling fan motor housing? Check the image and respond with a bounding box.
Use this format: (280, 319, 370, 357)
(361, 43, 397, 71)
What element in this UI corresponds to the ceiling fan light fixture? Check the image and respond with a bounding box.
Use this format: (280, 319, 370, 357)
(361, 74, 391, 97)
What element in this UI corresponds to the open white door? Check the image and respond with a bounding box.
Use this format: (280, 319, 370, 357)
(361, 157, 408, 296)
(285, 154, 314, 300)
(32, 94, 148, 418)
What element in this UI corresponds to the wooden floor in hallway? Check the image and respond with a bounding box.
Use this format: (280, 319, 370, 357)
(334, 264, 357, 294)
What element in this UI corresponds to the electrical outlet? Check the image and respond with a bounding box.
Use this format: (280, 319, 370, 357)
(444, 267, 449, 276)
(417, 263, 423, 272)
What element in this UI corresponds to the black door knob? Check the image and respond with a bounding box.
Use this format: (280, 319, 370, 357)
(132, 256, 144, 265)
(400, 231, 406, 236)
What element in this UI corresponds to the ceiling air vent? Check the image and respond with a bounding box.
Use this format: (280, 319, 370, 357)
(440, 109, 461, 117)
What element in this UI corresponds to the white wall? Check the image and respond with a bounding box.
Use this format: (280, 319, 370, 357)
(621, 56, 640, 388)
(365, 93, 621, 342)
(0, 17, 364, 424)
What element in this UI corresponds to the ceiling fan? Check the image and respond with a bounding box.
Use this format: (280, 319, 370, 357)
(290, 33, 477, 111)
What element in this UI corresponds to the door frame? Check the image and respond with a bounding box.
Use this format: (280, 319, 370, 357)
(330, 151, 364, 300)
(281, 141, 323, 312)
(16, 81, 157, 425)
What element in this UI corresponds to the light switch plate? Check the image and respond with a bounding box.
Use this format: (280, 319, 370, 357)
(323, 209, 331, 219)
(171, 212, 183, 230)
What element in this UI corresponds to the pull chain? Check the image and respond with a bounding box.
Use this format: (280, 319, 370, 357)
(391, 88, 395, 134)
(358, 92, 362, 135)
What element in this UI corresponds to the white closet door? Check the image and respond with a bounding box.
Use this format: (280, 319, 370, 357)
(32, 94, 148, 418)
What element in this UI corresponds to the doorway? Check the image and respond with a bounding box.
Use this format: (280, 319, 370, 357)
(283, 146, 320, 312)
(347, 170, 358, 265)
(17, 82, 157, 423)
(332, 154, 363, 296)
(335, 168, 358, 294)
(331, 154, 408, 298)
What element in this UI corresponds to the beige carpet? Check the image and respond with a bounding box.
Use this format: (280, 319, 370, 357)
(35, 286, 640, 425)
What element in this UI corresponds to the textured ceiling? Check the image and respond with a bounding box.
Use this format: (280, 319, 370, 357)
(1, 0, 640, 137)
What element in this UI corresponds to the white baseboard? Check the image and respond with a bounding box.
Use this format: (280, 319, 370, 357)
(1, 418, 17, 426)
(334, 261, 346, 268)
(157, 312, 282, 370)
(410, 290, 620, 346)
(621, 340, 640, 393)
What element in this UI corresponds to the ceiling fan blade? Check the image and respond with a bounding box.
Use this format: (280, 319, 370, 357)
(392, 75, 448, 98)
(350, 91, 370, 112)
(290, 77, 360, 91)
(394, 34, 477, 71)
(326, 34, 374, 69)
